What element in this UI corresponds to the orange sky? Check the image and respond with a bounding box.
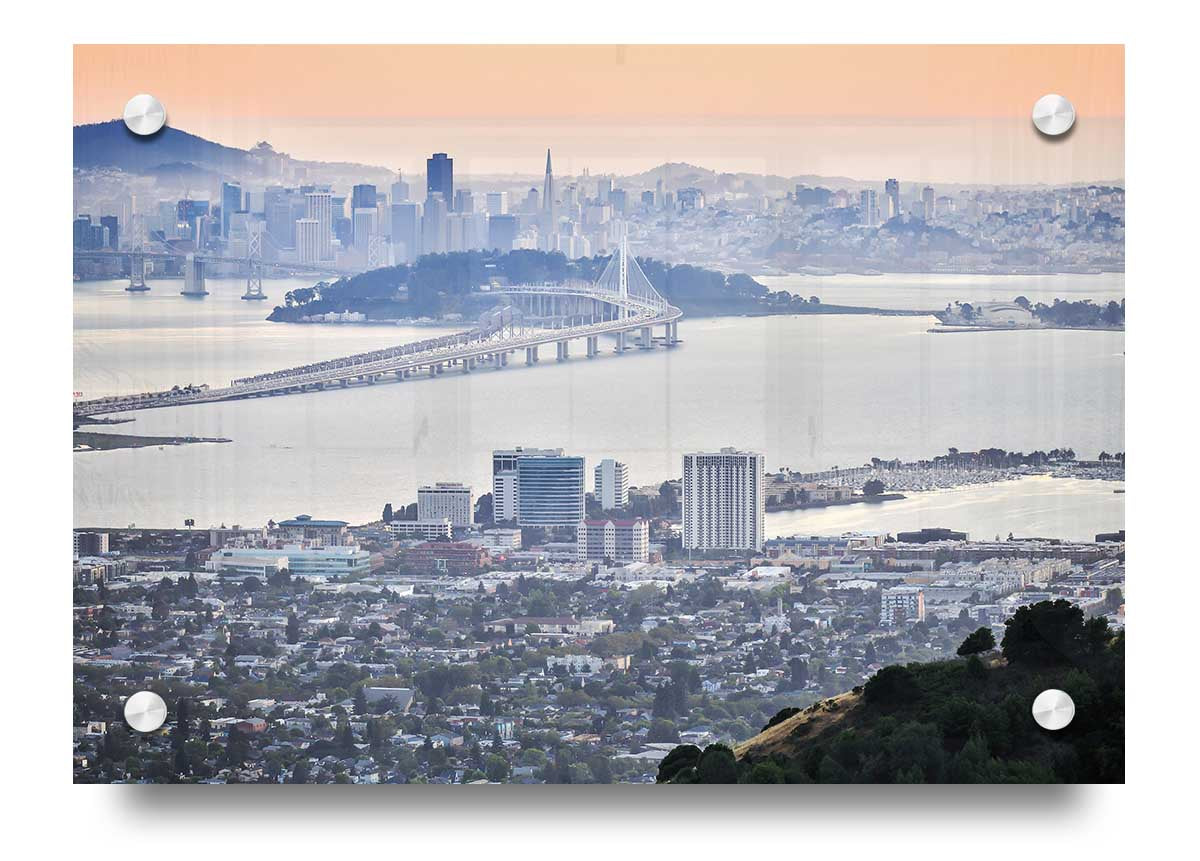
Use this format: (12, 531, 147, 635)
(73, 45, 1124, 182)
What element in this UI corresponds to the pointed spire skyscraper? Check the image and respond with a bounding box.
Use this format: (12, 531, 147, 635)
(542, 148, 554, 214)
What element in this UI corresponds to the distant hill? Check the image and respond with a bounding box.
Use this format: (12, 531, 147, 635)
(657, 600, 1124, 784)
(73, 120, 394, 186)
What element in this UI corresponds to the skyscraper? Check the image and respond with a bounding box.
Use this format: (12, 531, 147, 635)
(390, 171, 410, 204)
(921, 185, 936, 220)
(594, 459, 629, 511)
(492, 447, 584, 527)
(487, 214, 518, 252)
(426, 153, 453, 210)
(542, 148, 554, 214)
(517, 453, 585, 527)
(351, 184, 377, 212)
(860, 189, 879, 227)
(884, 178, 900, 221)
(390, 202, 421, 262)
(304, 191, 333, 261)
(295, 218, 321, 264)
(682, 448, 765, 552)
(421, 193, 448, 254)
(221, 182, 242, 239)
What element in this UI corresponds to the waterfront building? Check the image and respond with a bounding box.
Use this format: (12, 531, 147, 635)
(517, 452, 585, 527)
(577, 517, 649, 563)
(594, 458, 629, 510)
(417, 482, 474, 527)
(682, 448, 765, 552)
(492, 446, 559, 522)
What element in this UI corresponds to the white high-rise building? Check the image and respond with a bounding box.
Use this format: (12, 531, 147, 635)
(304, 191, 333, 260)
(416, 482, 474, 527)
(594, 458, 629, 511)
(295, 218, 321, 264)
(681, 448, 765, 552)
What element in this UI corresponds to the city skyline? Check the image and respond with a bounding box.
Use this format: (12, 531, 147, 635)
(74, 45, 1123, 185)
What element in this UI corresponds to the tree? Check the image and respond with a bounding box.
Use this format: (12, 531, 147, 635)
(863, 664, 919, 708)
(286, 612, 300, 645)
(382, 503, 394, 523)
(484, 754, 510, 783)
(863, 478, 886, 496)
(956, 626, 996, 656)
(696, 743, 739, 784)
(656, 744, 701, 783)
(1002, 600, 1092, 665)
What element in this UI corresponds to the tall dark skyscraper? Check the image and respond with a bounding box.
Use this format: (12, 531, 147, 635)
(542, 148, 554, 214)
(99, 215, 119, 250)
(351, 184, 378, 211)
(427, 153, 453, 210)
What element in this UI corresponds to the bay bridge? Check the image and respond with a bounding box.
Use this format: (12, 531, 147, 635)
(73, 225, 355, 300)
(73, 238, 682, 418)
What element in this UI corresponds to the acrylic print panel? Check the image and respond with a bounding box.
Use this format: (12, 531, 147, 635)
(72, 45, 1124, 784)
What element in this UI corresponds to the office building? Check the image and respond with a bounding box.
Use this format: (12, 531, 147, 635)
(884, 178, 900, 221)
(391, 201, 421, 262)
(492, 447, 583, 526)
(422, 193, 448, 254)
(427, 153, 454, 208)
(860, 189, 879, 227)
(594, 458, 629, 510)
(207, 544, 372, 579)
(417, 482, 474, 527)
(486, 191, 508, 215)
(487, 214, 518, 252)
(921, 185, 936, 220)
(221, 182, 242, 238)
(384, 520, 454, 541)
(99, 215, 119, 250)
(682, 448, 765, 552)
(517, 452, 585, 527)
(351, 184, 377, 211)
(577, 518, 649, 563)
(391, 172, 410, 203)
(295, 218, 321, 264)
(304, 191, 333, 260)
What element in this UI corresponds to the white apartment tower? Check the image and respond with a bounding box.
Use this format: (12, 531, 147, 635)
(416, 482, 474, 527)
(681, 448, 765, 552)
(594, 458, 629, 511)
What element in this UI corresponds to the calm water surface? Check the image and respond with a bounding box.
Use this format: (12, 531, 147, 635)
(74, 277, 1125, 532)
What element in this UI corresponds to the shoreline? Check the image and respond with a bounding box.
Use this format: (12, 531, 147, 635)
(73, 431, 232, 452)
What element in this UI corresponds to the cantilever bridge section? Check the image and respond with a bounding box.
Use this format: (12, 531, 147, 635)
(73, 239, 682, 418)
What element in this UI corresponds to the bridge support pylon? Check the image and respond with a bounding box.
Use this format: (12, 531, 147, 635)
(586, 336, 598, 358)
(556, 341, 569, 362)
(526, 346, 539, 366)
(614, 331, 627, 353)
(640, 326, 654, 349)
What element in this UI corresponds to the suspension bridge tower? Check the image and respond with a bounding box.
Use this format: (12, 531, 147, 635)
(125, 215, 149, 292)
(242, 228, 267, 300)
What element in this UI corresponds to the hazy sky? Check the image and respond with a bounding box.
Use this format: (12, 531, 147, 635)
(74, 45, 1123, 184)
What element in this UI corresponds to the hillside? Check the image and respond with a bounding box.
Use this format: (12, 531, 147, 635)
(657, 601, 1124, 784)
